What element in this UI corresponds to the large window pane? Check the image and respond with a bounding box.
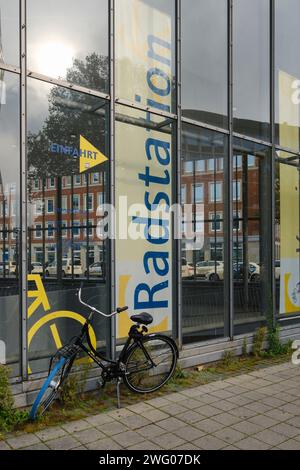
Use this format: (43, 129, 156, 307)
(275, 0, 300, 151)
(275, 152, 300, 317)
(233, 0, 270, 141)
(233, 139, 271, 335)
(182, 0, 228, 129)
(0, 0, 19, 67)
(182, 124, 227, 343)
(0, 72, 20, 376)
(115, 0, 176, 112)
(27, 78, 109, 374)
(27, 0, 109, 93)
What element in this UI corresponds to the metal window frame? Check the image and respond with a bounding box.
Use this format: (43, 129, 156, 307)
(175, 0, 182, 347)
(20, 0, 28, 380)
(109, 0, 116, 360)
(224, 0, 234, 340)
(270, 0, 276, 328)
(1, 0, 300, 380)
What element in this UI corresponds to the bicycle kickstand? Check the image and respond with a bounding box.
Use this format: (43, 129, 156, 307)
(116, 378, 122, 409)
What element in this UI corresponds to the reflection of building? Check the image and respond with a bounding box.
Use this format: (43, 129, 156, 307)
(0, 1, 300, 405)
(181, 140, 261, 265)
(0, 175, 18, 275)
(28, 172, 106, 271)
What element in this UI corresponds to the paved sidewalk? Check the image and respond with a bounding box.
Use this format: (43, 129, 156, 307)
(2, 361, 300, 451)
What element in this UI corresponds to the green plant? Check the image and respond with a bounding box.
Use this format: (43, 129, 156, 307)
(0, 365, 14, 412)
(78, 363, 92, 396)
(59, 363, 92, 407)
(222, 350, 235, 367)
(0, 365, 28, 433)
(265, 305, 292, 356)
(170, 364, 188, 381)
(242, 337, 248, 357)
(253, 326, 267, 357)
(59, 371, 80, 408)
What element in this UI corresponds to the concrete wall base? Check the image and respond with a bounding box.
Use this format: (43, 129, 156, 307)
(11, 324, 300, 408)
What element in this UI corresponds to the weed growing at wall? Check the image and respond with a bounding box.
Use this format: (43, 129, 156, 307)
(253, 327, 267, 358)
(242, 337, 248, 357)
(0, 365, 28, 434)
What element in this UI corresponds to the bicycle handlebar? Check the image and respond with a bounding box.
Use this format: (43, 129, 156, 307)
(77, 285, 128, 318)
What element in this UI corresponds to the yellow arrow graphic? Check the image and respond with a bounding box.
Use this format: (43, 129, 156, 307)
(79, 136, 108, 173)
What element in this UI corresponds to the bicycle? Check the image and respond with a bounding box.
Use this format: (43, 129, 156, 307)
(29, 285, 178, 420)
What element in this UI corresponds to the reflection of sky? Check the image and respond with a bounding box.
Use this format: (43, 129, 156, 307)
(27, 0, 108, 78)
(141, 0, 174, 15)
(0, 73, 19, 194)
(1, 0, 300, 129)
(182, 0, 227, 117)
(276, 0, 300, 80)
(27, 79, 53, 134)
(233, 0, 270, 122)
(0, 0, 19, 66)
(27, 78, 106, 135)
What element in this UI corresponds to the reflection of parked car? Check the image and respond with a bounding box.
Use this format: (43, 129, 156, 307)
(45, 262, 57, 277)
(196, 261, 224, 281)
(275, 260, 280, 280)
(182, 258, 193, 279)
(233, 262, 261, 282)
(46, 258, 82, 277)
(85, 262, 102, 277)
(249, 262, 261, 282)
(0, 264, 9, 276)
(30, 262, 43, 274)
(9, 261, 17, 275)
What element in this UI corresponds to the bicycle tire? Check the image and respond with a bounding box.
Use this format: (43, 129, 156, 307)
(29, 355, 74, 420)
(123, 334, 178, 393)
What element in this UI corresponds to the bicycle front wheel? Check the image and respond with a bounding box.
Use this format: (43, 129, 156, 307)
(29, 355, 74, 420)
(123, 334, 178, 393)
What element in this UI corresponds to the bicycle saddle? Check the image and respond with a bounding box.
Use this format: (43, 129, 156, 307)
(130, 312, 153, 325)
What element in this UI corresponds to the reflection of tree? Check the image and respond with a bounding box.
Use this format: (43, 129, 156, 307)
(28, 53, 108, 187)
(65, 53, 108, 92)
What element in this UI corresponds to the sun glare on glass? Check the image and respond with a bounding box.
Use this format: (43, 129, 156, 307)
(35, 41, 75, 78)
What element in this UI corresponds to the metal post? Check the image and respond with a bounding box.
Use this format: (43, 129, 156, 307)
(242, 155, 249, 311)
(176, 0, 182, 348)
(270, 0, 276, 327)
(56, 177, 62, 281)
(20, 0, 28, 380)
(109, 0, 116, 360)
(71, 174, 74, 278)
(224, 0, 234, 340)
(42, 178, 46, 278)
(86, 175, 90, 280)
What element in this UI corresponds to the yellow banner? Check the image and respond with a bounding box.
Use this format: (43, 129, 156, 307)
(115, 1, 173, 338)
(279, 71, 300, 314)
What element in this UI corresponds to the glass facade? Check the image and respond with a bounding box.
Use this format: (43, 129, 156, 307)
(233, 0, 270, 140)
(181, 124, 227, 343)
(275, 0, 300, 151)
(182, 0, 228, 129)
(0, 72, 20, 375)
(27, 78, 109, 373)
(0, 0, 19, 67)
(232, 139, 272, 335)
(27, 0, 109, 93)
(0, 1, 299, 380)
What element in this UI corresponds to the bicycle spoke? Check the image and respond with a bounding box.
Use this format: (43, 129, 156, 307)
(124, 336, 176, 392)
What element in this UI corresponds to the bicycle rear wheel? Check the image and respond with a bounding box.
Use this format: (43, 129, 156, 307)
(123, 334, 178, 393)
(29, 355, 74, 420)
